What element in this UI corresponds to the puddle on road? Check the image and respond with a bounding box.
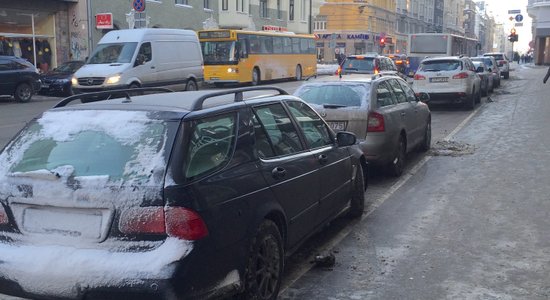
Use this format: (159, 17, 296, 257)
(429, 140, 476, 157)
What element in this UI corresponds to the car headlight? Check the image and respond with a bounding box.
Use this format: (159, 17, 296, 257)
(227, 68, 238, 73)
(71, 77, 78, 86)
(106, 75, 121, 84)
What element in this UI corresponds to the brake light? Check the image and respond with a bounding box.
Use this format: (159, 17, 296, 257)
(374, 67, 379, 75)
(119, 206, 208, 240)
(367, 112, 385, 132)
(452, 72, 469, 79)
(414, 74, 426, 80)
(0, 206, 8, 225)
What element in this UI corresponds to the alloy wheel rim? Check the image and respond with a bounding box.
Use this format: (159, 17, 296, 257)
(255, 235, 280, 299)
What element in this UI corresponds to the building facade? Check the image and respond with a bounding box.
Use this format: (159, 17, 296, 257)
(443, 0, 465, 36)
(527, 0, 550, 64)
(395, 0, 436, 54)
(314, 0, 396, 62)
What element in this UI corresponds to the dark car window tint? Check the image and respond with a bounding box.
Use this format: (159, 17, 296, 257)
(296, 84, 365, 107)
(254, 104, 303, 156)
(286, 101, 333, 149)
(185, 114, 236, 179)
(398, 80, 417, 102)
(137, 42, 152, 63)
(376, 81, 396, 107)
(251, 112, 276, 158)
(419, 60, 461, 71)
(0, 59, 10, 71)
(388, 79, 408, 104)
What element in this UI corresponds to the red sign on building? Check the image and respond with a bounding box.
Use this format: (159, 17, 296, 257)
(96, 13, 113, 29)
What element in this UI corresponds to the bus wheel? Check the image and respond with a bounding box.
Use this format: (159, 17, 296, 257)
(295, 65, 302, 81)
(252, 68, 261, 86)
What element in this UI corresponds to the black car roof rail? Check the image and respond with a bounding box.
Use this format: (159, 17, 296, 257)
(190, 86, 288, 111)
(53, 87, 174, 108)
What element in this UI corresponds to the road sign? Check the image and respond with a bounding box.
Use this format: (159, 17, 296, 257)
(133, 0, 146, 12)
(515, 14, 523, 22)
(515, 23, 523, 27)
(509, 16, 514, 22)
(508, 9, 521, 14)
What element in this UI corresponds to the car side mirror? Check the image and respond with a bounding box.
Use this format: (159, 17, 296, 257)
(476, 66, 484, 73)
(336, 131, 357, 147)
(488, 67, 492, 72)
(416, 92, 430, 103)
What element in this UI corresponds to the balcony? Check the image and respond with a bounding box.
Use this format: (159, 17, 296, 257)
(528, 0, 550, 7)
(528, 0, 550, 18)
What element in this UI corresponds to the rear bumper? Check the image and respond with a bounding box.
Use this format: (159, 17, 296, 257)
(425, 92, 470, 104)
(362, 135, 396, 165)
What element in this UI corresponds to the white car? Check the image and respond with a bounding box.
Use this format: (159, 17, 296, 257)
(412, 56, 481, 110)
(483, 52, 510, 79)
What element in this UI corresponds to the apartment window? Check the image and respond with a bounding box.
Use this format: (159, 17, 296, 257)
(301, 0, 306, 21)
(222, 0, 228, 10)
(289, 0, 294, 21)
(237, 0, 245, 12)
(277, 0, 282, 19)
(204, 0, 210, 9)
(260, 0, 268, 18)
(175, 0, 188, 5)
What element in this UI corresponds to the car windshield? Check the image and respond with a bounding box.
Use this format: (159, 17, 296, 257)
(87, 43, 138, 64)
(0, 110, 168, 185)
(419, 60, 461, 72)
(343, 58, 375, 72)
(295, 83, 368, 107)
(54, 61, 84, 73)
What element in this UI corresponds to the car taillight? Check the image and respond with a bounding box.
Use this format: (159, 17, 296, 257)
(452, 72, 469, 79)
(414, 74, 426, 80)
(0, 206, 8, 225)
(119, 206, 208, 240)
(498, 60, 505, 66)
(374, 67, 380, 75)
(367, 112, 385, 132)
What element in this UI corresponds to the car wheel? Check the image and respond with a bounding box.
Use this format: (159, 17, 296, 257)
(503, 72, 509, 79)
(64, 85, 74, 97)
(387, 135, 406, 177)
(243, 220, 283, 300)
(252, 68, 261, 86)
(348, 165, 365, 218)
(420, 120, 431, 152)
(295, 65, 302, 81)
(465, 89, 476, 110)
(185, 79, 198, 91)
(129, 83, 140, 89)
(14, 83, 33, 102)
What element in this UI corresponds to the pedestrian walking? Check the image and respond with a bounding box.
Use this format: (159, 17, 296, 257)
(335, 48, 346, 67)
(544, 65, 550, 84)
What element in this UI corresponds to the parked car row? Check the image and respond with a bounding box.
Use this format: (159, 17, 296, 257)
(412, 53, 507, 110)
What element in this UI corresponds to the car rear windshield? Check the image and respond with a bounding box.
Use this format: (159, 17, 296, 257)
(295, 83, 368, 107)
(342, 58, 375, 73)
(485, 54, 504, 60)
(419, 60, 462, 72)
(0, 110, 169, 185)
(473, 58, 493, 67)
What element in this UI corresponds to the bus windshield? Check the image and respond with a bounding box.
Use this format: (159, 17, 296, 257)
(201, 41, 239, 65)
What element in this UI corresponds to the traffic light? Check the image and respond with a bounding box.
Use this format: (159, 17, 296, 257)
(508, 28, 518, 42)
(379, 38, 386, 48)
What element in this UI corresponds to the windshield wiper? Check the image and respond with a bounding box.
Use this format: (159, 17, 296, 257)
(323, 104, 347, 108)
(8, 169, 61, 180)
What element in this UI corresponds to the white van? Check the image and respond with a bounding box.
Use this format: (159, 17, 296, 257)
(72, 28, 203, 93)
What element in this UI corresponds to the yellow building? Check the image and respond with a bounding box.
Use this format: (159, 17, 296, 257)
(314, 0, 396, 62)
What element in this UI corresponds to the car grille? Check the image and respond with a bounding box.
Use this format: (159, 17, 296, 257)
(78, 77, 105, 86)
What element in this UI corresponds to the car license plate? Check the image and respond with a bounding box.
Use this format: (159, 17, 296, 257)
(430, 77, 448, 83)
(327, 121, 347, 131)
(210, 77, 220, 81)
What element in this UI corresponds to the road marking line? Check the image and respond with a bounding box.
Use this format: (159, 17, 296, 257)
(280, 105, 481, 294)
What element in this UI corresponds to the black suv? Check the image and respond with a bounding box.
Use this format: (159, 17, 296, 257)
(0, 87, 367, 299)
(0, 55, 41, 102)
(340, 53, 400, 77)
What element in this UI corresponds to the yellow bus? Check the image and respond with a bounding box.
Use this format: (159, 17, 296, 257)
(198, 29, 317, 85)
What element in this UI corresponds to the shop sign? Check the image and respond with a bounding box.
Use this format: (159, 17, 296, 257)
(262, 25, 288, 32)
(96, 13, 113, 29)
(316, 33, 370, 40)
(347, 33, 369, 40)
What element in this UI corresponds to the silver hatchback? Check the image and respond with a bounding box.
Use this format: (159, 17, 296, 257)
(294, 74, 431, 176)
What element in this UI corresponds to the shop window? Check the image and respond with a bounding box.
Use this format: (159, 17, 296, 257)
(176, 0, 189, 5)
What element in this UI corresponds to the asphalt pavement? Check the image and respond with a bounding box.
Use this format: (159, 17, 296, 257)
(279, 64, 550, 299)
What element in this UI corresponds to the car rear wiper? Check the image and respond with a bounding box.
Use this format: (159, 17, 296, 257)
(423, 69, 441, 72)
(323, 104, 347, 108)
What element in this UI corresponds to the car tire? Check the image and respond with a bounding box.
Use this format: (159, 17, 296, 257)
(503, 72, 509, 79)
(348, 165, 365, 218)
(420, 120, 431, 152)
(243, 220, 283, 300)
(252, 68, 261, 86)
(465, 89, 476, 110)
(129, 82, 140, 89)
(185, 79, 198, 91)
(387, 135, 406, 177)
(295, 65, 302, 81)
(14, 83, 33, 102)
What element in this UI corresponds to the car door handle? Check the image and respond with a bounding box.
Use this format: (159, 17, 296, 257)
(271, 167, 286, 179)
(318, 154, 328, 164)
(151, 66, 156, 69)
